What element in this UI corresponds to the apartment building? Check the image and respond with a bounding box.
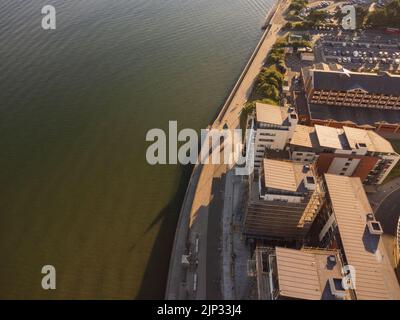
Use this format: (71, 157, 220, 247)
(250, 174, 400, 300)
(312, 174, 400, 300)
(290, 124, 400, 185)
(249, 102, 298, 169)
(243, 159, 324, 241)
(253, 246, 350, 300)
(300, 63, 400, 133)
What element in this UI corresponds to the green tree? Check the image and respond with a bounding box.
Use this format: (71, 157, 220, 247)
(307, 10, 329, 23)
(367, 0, 400, 28)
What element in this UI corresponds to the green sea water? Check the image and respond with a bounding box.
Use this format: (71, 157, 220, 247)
(0, 0, 273, 298)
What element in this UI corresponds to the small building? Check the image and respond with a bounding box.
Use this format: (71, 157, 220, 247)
(243, 159, 324, 241)
(289, 124, 400, 185)
(254, 246, 349, 300)
(288, 34, 303, 43)
(300, 52, 315, 62)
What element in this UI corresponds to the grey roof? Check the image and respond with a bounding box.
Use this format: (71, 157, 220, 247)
(312, 68, 400, 96)
(309, 103, 400, 126)
(324, 174, 400, 300)
(275, 247, 348, 300)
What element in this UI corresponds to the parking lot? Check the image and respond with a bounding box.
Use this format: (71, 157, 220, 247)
(315, 32, 400, 72)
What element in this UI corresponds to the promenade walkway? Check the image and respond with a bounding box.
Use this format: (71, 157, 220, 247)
(166, 0, 290, 299)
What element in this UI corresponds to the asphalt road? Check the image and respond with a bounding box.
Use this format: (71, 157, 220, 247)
(375, 188, 400, 237)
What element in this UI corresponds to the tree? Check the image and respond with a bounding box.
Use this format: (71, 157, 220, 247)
(307, 10, 329, 24)
(288, 0, 307, 14)
(367, 0, 400, 28)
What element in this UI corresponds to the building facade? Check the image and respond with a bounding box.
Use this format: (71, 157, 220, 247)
(248, 102, 298, 170)
(252, 246, 349, 300)
(290, 124, 400, 185)
(243, 159, 324, 241)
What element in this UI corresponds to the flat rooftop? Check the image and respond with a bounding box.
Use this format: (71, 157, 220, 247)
(343, 126, 396, 153)
(291, 123, 397, 153)
(324, 174, 400, 300)
(255, 102, 289, 126)
(315, 125, 348, 150)
(275, 247, 347, 300)
(263, 159, 314, 193)
(290, 124, 318, 149)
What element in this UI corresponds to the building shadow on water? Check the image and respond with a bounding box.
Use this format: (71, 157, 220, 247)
(205, 173, 225, 300)
(135, 164, 192, 299)
(136, 161, 226, 300)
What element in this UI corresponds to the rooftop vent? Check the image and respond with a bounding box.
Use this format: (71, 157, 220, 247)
(367, 220, 384, 235)
(326, 255, 337, 269)
(304, 175, 316, 191)
(306, 176, 315, 184)
(366, 213, 374, 221)
(328, 278, 346, 299)
(328, 255, 336, 264)
(356, 142, 367, 149)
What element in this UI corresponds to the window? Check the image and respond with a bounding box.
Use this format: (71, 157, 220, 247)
(344, 163, 350, 167)
(259, 138, 274, 142)
(339, 173, 345, 175)
(342, 167, 348, 172)
(259, 132, 276, 137)
(296, 153, 303, 156)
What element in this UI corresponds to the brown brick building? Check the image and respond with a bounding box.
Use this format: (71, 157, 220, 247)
(289, 124, 400, 185)
(300, 63, 400, 133)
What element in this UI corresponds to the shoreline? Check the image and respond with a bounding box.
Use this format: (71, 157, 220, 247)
(165, 0, 287, 299)
(215, 0, 281, 124)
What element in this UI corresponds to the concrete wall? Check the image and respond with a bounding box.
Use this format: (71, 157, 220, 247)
(328, 157, 360, 176)
(254, 128, 290, 167)
(292, 151, 316, 163)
